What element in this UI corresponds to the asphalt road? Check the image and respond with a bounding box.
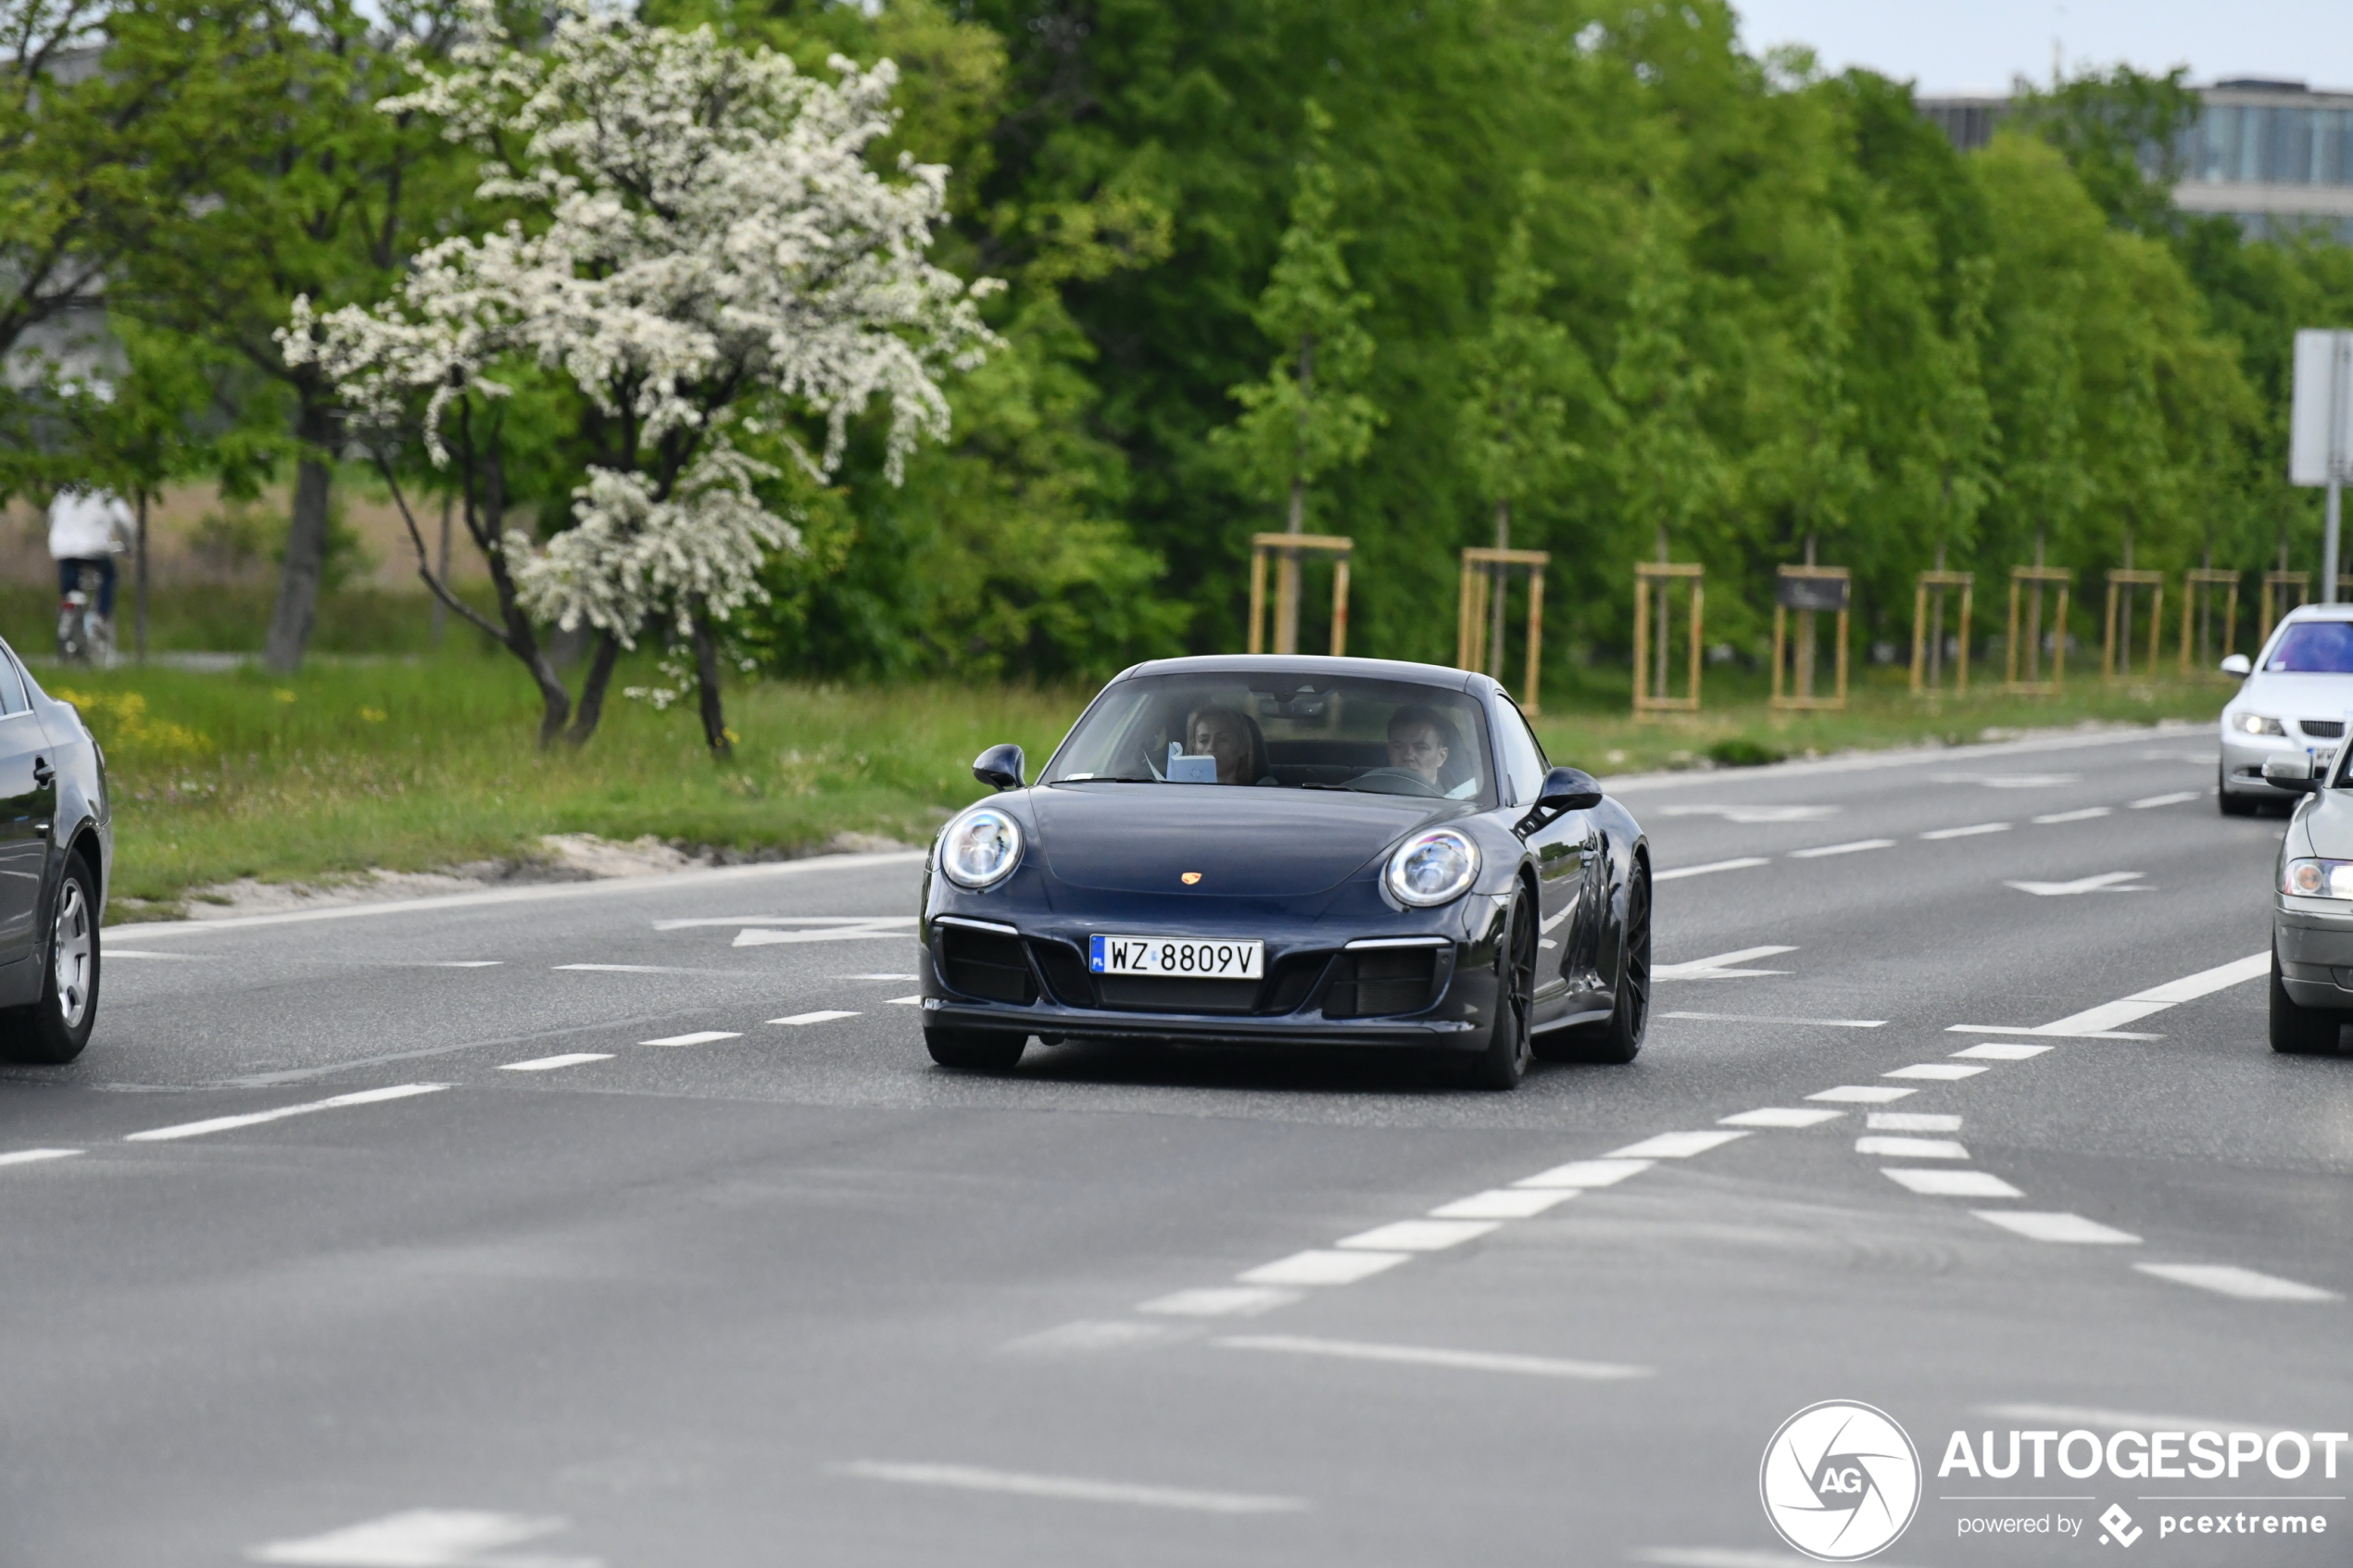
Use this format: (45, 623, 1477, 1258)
(5, 723, 2348, 1568)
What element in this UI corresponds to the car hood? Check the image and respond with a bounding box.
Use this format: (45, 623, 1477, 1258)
(1031, 784, 1462, 896)
(2235, 671, 2353, 727)
(2293, 788, 2353, 858)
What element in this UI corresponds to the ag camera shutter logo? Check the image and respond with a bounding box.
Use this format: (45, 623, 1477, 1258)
(1759, 1400, 1922, 1561)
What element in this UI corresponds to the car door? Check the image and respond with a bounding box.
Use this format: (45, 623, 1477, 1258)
(0, 651, 53, 965)
(1495, 699, 1588, 1007)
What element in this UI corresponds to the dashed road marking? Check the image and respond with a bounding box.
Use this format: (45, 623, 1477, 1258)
(1663, 1011, 1886, 1028)
(2004, 871, 2149, 897)
(0, 1148, 81, 1167)
(1883, 1168, 2021, 1198)
(1884, 1063, 1987, 1081)
(1655, 858, 1770, 882)
(104, 949, 199, 960)
(1807, 1085, 1915, 1103)
(1954, 951, 2268, 1038)
(1718, 1108, 1845, 1128)
(126, 1084, 448, 1143)
(1652, 946, 1794, 980)
(1336, 1219, 1498, 1252)
(2033, 807, 2111, 824)
(428, 960, 503, 968)
(887, 995, 924, 1006)
(1869, 1112, 1961, 1132)
(1428, 1188, 1579, 1219)
(769, 1010, 859, 1026)
(2134, 1263, 2340, 1301)
(833, 1461, 1306, 1515)
(1238, 1249, 1411, 1286)
(1606, 1130, 1750, 1159)
(1856, 1135, 1969, 1160)
(247, 1509, 596, 1567)
(555, 963, 698, 973)
(1972, 1210, 2139, 1244)
(498, 1053, 612, 1073)
(1514, 1159, 1654, 1189)
(638, 1031, 741, 1047)
(1787, 838, 1896, 859)
(1922, 822, 2011, 840)
(1951, 1042, 2051, 1060)
(1137, 1286, 1301, 1318)
(1213, 1334, 1652, 1381)
(2129, 791, 2201, 809)
(841, 972, 918, 981)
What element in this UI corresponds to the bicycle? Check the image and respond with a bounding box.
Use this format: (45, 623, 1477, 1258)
(56, 561, 113, 667)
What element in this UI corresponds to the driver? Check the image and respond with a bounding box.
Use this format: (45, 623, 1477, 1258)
(1186, 706, 1270, 786)
(1386, 706, 1453, 790)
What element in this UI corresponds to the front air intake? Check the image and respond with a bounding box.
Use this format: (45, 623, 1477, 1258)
(937, 926, 1036, 1004)
(1323, 947, 1441, 1019)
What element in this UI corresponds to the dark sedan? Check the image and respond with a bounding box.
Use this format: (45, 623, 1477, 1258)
(916, 656, 1650, 1089)
(0, 643, 110, 1065)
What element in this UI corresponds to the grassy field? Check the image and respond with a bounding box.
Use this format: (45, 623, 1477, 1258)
(46, 645, 2233, 920)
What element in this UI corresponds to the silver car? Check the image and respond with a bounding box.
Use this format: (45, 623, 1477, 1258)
(2266, 745, 2353, 1053)
(2219, 606, 2353, 815)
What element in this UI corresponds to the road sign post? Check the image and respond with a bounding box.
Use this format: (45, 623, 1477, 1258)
(2292, 330, 2353, 601)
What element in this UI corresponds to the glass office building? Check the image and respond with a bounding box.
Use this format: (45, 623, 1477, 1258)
(1920, 79, 2353, 243)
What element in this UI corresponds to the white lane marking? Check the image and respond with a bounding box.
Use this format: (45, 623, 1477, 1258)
(427, 960, 503, 968)
(1136, 1286, 1301, 1318)
(247, 1509, 595, 1567)
(1955, 950, 2271, 1038)
(1950, 772, 2080, 788)
(1718, 1108, 1845, 1129)
(653, 915, 921, 931)
(555, 963, 696, 973)
(1972, 1210, 2140, 1244)
(1806, 1085, 1915, 1103)
(1336, 1219, 1498, 1252)
(498, 1053, 612, 1073)
(769, 1010, 859, 1026)
(2005, 872, 2148, 897)
(1662, 1011, 1884, 1028)
(1786, 838, 1896, 859)
(1654, 803, 1839, 823)
(1977, 1402, 2285, 1436)
(1883, 1063, 1987, 1081)
(2134, 1263, 2341, 1301)
(1869, 1112, 1961, 1131)
(0, 1148, 82, 1167)
(1951, 1043, 2050, 1060)
(104, 949, 199, 960)
(1856, 1135, 1969, 1160)
(1655, 858, 1769, 882)
(734, 923, 912, 947)
(1921, 822, 2011, 840)
(126, 1084, 447, 1143)
(1883, 1168, 2021, 1198)
(1606, 1130, 1750, 1160)
(638, 1031, 741, 1047)
(2033, 806, 2111, 824)
(1238, 1250, 1410, 1286)
(833, 1461, 1305, 1515)
(1514, 1159, 1653, 1189)
(1428, 1188, 1578, 1220)
(1653, 946, 1795, 980)
(2129, 791, 2201, 809)
(887, 995, 924, 1006)
(841, 972, 918, 981)
(1214, 1334, 1652, 1381)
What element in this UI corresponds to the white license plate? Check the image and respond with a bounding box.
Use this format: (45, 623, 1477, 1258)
(1089, 935, 1264, 979)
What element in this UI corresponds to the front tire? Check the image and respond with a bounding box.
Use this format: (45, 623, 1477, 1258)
(925, 1025, 1028, 1073)
(1462, 891, 1535, 1090)
(2, 854, 98, 1065)
(1545, 865, 1650, 1065)
(2270, 949, 2343, 1055)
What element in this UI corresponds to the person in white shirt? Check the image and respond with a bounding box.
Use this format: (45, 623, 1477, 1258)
(47, 487, 135, 625)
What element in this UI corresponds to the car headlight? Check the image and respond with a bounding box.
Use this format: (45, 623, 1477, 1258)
(2236, 712, 2286, 736)
(941, 808, 1023, 889)
(1386, 828, 1480, 908)
(2284, 858, 2353, 898)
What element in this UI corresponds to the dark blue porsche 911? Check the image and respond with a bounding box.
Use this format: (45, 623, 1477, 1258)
(915, 655, 1652, 1089)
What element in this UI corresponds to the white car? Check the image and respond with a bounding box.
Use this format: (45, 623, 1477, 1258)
(2219, 605, 2353, 815)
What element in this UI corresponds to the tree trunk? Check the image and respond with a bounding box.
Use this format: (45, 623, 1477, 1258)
(265, 407, 336, 674)
(690, 602, 730, 759)
(564, 633, 622, 748)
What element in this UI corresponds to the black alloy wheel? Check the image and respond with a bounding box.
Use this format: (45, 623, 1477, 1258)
(1464, 890, 1536, 1090)
(1554, 866, 1649, 1065)
(2268, 948, 2344, 1055)
(4, 854, 99, 1065)
(925, 1025, 1029, 1073)
(2218, 766, 2260, 817)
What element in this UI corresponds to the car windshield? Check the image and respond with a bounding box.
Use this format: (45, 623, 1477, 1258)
(1044, 672, 1496, 805)
(2266, 621, 2353, 672)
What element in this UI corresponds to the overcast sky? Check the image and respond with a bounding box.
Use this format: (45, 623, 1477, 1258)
(1730, 1, 2353, 96)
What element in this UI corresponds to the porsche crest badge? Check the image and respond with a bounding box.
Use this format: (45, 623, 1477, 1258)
(1180, 872, 1202, 885)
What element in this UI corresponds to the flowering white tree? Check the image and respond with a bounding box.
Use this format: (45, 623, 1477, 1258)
(284, 0, 997, 751)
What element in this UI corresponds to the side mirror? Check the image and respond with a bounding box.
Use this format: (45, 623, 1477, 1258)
(2220, 654, 2252, 678)
(973, 743, 1025, 792)
(1535, 765, 1604, 812)
(2263, 754, 2319, 793)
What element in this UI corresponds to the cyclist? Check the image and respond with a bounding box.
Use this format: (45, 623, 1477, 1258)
(48, 485, 134, 659)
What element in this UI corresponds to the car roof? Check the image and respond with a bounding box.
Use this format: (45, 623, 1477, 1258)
(1116, 654, 1489, 693)
(2282, 604, 2353, 621)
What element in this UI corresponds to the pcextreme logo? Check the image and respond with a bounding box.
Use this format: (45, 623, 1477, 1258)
(1760, 1400, 1923, 1562)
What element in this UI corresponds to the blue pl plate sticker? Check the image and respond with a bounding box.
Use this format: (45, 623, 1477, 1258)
(1089, 935, 1107, 972)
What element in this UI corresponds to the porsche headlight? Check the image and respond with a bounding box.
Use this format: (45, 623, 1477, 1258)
(1386, 828, 1480, 908)
(2283, 858, 2353, 898)
(2237, 712, 2286, 736)
(941, 808, 1023, 889)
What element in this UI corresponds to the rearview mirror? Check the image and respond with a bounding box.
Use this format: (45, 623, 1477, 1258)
(973, 743, 1025, 792)
(1536, 766, 1604, 812)
(2263, 754, 2319, 793)
(2220, 653, 2252, 678)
